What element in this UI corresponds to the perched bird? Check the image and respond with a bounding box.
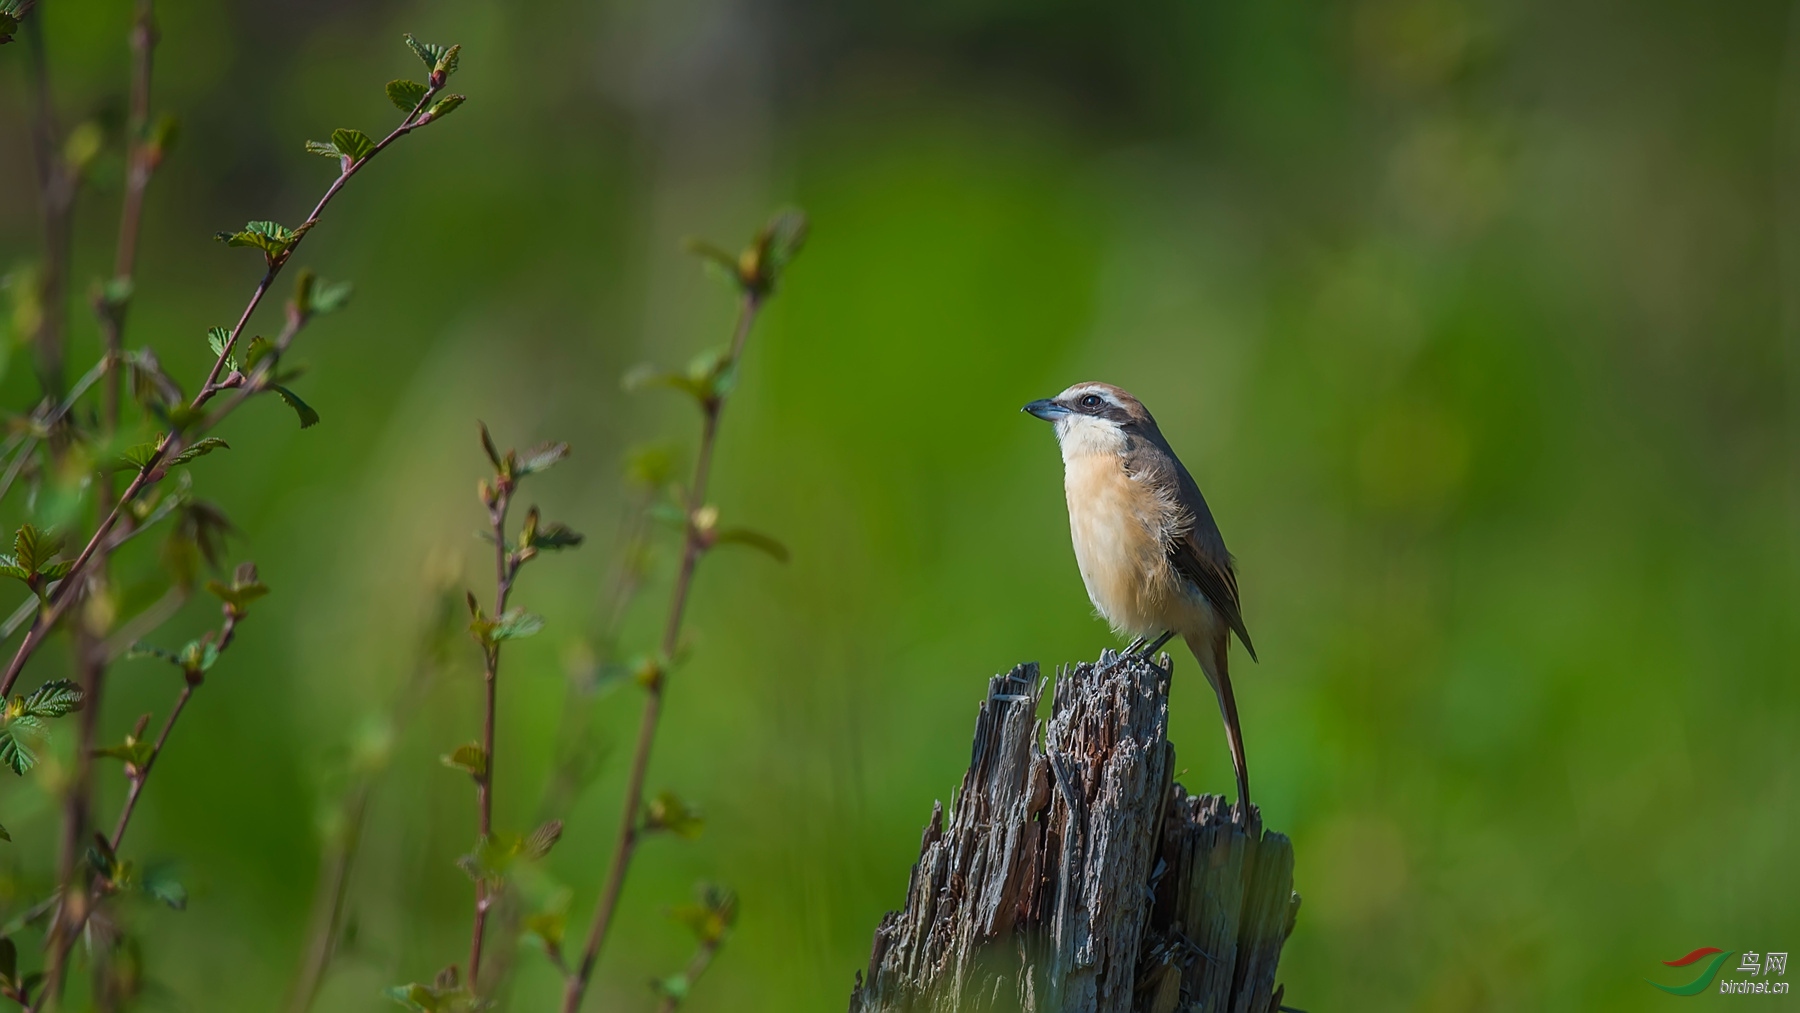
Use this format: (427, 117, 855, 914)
(1024, 382, 1258, 813)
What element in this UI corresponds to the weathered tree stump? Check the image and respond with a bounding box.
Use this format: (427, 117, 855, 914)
(849, 652, 1300, 1013)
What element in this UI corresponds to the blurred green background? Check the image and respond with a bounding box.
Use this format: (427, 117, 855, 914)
(2, 0, 1798, 1009)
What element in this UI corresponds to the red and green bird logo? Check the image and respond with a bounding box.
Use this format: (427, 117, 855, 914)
(1648, 947, 1734, 995)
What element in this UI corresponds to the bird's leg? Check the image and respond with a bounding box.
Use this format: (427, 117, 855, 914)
(1135, 630, 1176, 659)
(1121, 636, 1148, 656)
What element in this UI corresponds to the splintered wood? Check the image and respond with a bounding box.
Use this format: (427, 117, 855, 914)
(849, 652, 1300, 1013)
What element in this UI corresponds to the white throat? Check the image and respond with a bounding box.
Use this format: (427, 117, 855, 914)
(1054, 414, 1127, 465)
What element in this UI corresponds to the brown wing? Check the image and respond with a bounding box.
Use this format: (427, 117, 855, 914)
(1167, 534, 1257, 662)
(1129, 421, 1258, 662)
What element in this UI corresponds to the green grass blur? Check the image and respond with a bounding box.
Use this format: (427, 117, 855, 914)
(2, 0, 1797, 1010)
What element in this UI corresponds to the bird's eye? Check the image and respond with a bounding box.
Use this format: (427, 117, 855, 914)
(1079, 394, 1104, 410)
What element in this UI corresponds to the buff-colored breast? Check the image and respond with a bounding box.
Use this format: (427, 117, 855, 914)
(1056, 416, 1220, 641)
(1058, 462, 1175, 638)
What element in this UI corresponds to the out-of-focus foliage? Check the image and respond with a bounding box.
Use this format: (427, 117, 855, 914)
(0, 0, 1795, 1010)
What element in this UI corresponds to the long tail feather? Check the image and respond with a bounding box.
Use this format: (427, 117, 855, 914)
(1187, 632, 1251, 816)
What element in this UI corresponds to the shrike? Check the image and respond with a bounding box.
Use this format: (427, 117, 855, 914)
(1025, 382, 1257, 813)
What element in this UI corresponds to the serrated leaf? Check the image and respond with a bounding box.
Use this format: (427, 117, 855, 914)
(215, 220, 311, 265)
(270, 385, 320, 429)
(168, 437, 230, 467)
(515, 441, 569, 476)
(330, 128, 376, 162)
(303, 139, 343, 160)
(644, 790, 704, 839)
(206, 326, 239, 373)
(116, 440, 163, 472)
(387, 78, 428, 112)
(403, 33, 450, 71)
(441, 742, 486, 777)
(0, 730, 38, 776)
(13, 524, 60, 574)
(21, 679, 82, 719)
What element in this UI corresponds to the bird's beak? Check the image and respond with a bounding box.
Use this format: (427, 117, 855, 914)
(1023, 399, 1069, 421)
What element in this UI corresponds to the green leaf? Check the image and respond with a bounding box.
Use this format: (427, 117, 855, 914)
(644, 790, 704, 839)
(330, 127, 376, 162)
(441, 742, 486, 777)
(0, 730, 38, 776)
(515, 441, 569, 476)
(20, 679, 82, 719)
(308, 278, 352, 315)
(116, 440, 162, 472)
(270, 385, 320, 429)
(458, 833, 522, 882)
(204, 577, 269, 609)
(426, 94, 465, 119)
(758, 208, 809, 277)
(490, 610, 543, 642)
(623, 364, 709, 405)
(529, 521, 583, 551)
(142, 865, 187, 910)
(126, 643, 182, 667)
(384, 983, 441, 1012)
(168, 437, 230, 468)
(207, 326, 239, 372)
(178, 638, 221, 676)
(387, 78, 428, 112)
(303, 139, 343, 160)
(214, 220, 311, 265)
(625, 444, 678, 488)
(13, 524, 60, 575)
(712, 527, 789, 563)
(95, 737, 154, 768)
(403, 34, 457, 75)
(244, 336, 277, 371)
(478, 422, 502, 470)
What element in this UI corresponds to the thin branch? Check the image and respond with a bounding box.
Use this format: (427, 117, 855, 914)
(0, 77, 453, 701)
(655, 937, 724, 1013)
(467, 478, 518, 988)
(23, 12, 72, 397)
(562, 290, 764, 1013)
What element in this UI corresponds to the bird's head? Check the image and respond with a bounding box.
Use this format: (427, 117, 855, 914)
(1023, 382, 1156, 456)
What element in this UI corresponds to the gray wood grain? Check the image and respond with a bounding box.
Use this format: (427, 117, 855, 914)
(849, 651, 1299, 1013)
